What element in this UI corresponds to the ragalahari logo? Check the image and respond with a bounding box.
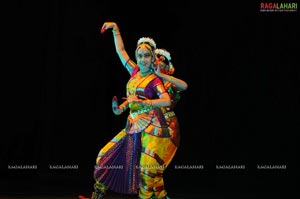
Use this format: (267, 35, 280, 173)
(260, 2, 298, 12)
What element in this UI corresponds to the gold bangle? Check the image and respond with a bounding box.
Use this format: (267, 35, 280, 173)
(169, 76, 174, 82)
(144, 100, 152, 107)
(112, 28, 120, 35)
(119, 105, 126, 113)
(149, 100, 152, 106)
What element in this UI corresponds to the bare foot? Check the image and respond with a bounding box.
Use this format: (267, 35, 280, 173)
(78, 195, 89, 199)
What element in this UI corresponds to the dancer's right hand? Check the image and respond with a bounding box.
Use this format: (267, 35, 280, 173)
(101, 22, 118, 33)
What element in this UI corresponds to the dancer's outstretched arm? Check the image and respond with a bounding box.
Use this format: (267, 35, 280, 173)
(101, 22, 133, 75)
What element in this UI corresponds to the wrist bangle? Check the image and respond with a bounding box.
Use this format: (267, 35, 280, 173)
(148, 100, 153, 107)
(112, 28, 120, 36)
(143, 100, 152, 107)
(169, 76, 174, 82)
(119, 105, 125, 113)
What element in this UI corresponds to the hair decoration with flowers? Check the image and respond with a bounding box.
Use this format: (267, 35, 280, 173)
(155, 48, 171, 62)
(137, 37, 157, 49)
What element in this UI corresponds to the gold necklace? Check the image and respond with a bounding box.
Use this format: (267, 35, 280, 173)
(140, 70, 151, 77)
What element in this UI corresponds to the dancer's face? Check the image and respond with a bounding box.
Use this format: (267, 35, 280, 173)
(136, 45, 153, 73)
(154, 55, 170, 74)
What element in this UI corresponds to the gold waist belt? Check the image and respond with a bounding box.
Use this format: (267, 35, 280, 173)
(130, 106, 153, 119)
(164, 111, 175, 119)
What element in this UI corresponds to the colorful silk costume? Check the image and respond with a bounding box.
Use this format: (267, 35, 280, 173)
(93, 64, 170, 199)
(139, 80, 182, 199)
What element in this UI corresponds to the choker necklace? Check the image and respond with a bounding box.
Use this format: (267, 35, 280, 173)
(140, 70, 151, 77)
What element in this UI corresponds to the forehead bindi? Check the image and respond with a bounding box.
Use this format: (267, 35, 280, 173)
(138, 46, 151, 53)
(137, 48, 151, 57)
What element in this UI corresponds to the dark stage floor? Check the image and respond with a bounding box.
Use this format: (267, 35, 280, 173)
(0, 190, 297, 199)
(0, 191, 292, 199)
(0, 175, 294, 199)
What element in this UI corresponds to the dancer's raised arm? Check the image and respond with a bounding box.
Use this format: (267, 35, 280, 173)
(101, 22, 133, 75)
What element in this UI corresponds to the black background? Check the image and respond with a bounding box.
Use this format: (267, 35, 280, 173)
(2, 0, 299, 197)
